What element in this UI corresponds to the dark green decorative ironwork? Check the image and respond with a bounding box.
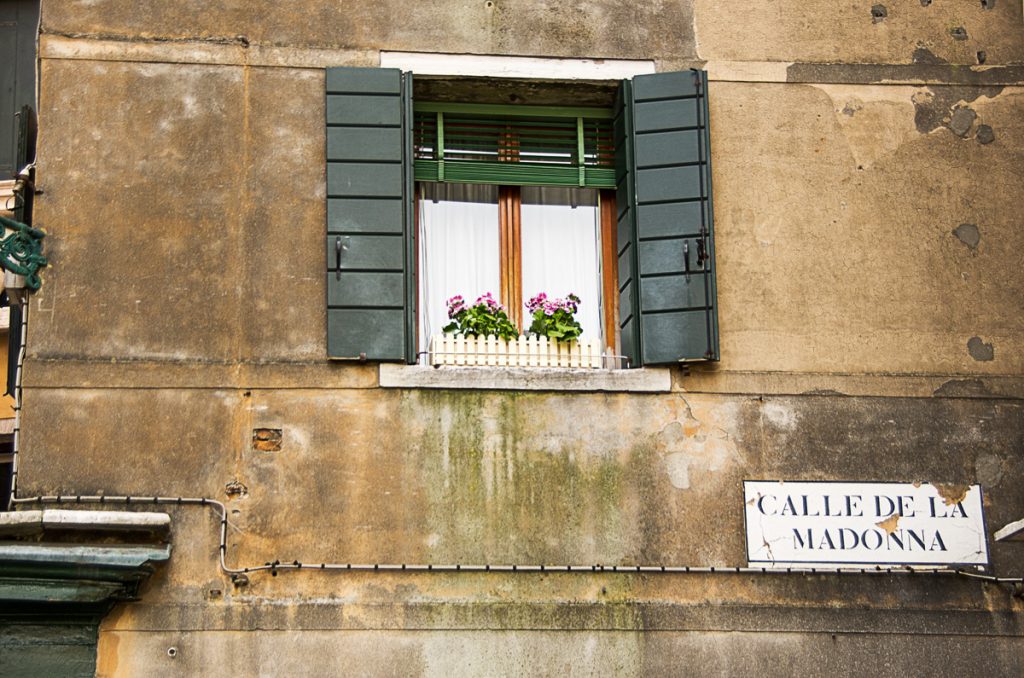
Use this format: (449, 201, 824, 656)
(0, 214, 47, 290)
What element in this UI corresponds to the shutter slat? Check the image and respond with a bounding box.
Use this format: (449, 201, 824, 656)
(635, 130, 700, 169)
(327, 198, 403, 234)
(324, 235, 404, 271)
(327, 272, 404, 307)
(325, 67, 412, 361)
(327, 127, 403, 161)
(327, 163, 403, 197)
(327, 309, 406, 360)
(636, 202, 703, 239)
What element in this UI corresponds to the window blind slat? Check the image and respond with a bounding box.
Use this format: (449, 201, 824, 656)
(413, 107, 614, 188)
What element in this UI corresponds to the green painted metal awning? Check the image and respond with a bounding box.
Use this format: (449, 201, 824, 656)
(0, 543, 171, 604)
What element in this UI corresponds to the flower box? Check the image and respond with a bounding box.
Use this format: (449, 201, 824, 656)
(428, 334, 604, 369)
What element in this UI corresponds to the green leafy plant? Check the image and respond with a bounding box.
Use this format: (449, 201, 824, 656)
(525, 292, 583, 342)
(443, 293, 520, 341)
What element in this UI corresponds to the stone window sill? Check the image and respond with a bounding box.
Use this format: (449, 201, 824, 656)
(378, 364, 671, 392)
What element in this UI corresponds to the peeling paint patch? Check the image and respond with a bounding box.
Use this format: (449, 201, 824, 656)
(934, 483, 969, 506)
(974, 453, 1004, 487)
(664, 453, 690, 490)
(802, 388, 847, 397)
(967, 336, 994, 361)
(952, 223, 980, 250)
(762, 402, 798, 431)
(932, 378, 990, 397)
(949, 27, 968, 41)
(653, 396, 742, 491)
(876, 514, 900, 535)
(814, 84, 919, 169)
(947, 106, 976, 137)
(788, 61, 1022, 86)
(870, 5, 887, 22)
(912, 86, 1003, 134)
(912, 47, 946, 65)
(975, 124, 995, 144)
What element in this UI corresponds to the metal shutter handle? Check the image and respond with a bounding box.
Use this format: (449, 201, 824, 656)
(683, 240, 691, 281)
(335, 236, 342, 281)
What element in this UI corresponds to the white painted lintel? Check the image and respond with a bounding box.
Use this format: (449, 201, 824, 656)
(0, 509, 171, 536)
(380, 51, 655, 80)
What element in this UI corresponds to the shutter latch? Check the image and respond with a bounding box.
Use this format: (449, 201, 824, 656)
(696, 223, 708, 268)
(335, 236, 342, 281)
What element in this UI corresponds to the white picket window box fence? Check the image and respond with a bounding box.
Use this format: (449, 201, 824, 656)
(428, 334, 605, 369)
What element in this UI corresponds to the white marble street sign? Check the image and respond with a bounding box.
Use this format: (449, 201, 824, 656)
(743, 481, 989, 569)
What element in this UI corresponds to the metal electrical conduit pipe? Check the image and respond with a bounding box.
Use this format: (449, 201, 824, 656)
(6, 284, 29, 509)
(10, 493, 1024, 589)
(5, 306, 1024, 588)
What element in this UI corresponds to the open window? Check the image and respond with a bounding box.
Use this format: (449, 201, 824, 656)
(325, 67, 718, 368)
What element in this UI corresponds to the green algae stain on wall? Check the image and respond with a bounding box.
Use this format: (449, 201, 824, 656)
(404, 390, 635, 564)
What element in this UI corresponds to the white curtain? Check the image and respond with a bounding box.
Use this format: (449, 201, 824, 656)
(520, 187, 603, 342)
(418, 183, 500, 354)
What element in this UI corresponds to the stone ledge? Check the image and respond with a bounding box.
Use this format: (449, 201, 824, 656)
(0, 510, 171, 537)
(378, 364, 672, 392)
(106, 600, 1024, 636)
(0, 542, 172, 604)
(994, 517, 1024, 542)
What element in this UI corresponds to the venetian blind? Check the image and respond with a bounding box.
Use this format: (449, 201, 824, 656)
(413, 103, 615, 188)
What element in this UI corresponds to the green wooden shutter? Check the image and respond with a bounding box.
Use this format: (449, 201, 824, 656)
(617, 70, 719, 366)
(0, 0, 38, 179)
(613, 82, 640, 367)
(325, 67, 414, 362)
(13, 105, 36, 224)
(0, 617, 100, 678)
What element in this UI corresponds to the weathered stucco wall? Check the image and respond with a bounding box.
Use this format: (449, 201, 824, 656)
(19, 387, 1024, 674)
(40, 0, 698, 62)
(13, 0, 1024, 675)
(26, 57, 1024, 374)
(19, 388, 1024, 568)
